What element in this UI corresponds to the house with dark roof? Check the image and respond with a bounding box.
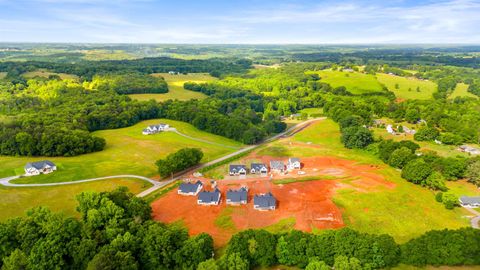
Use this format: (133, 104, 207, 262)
(269, 160, 285, 173)
(178, 180, 203, 196)
(197, 188, 221, 206)
(250, 163, 268, 175)
(142, 123, 170, 135)
(24, 160, 56, 176)
(287, 158, 301, 170)
(226, 187, 248, 205)
(459, 196, 480, 208)
(229, 165, 247, 176)
(253, 193, 277, 211)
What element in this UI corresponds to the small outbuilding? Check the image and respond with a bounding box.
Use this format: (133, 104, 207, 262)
(178, 180, 203, 196)
(459, 196, 480, 208)
(197, 188, 221, 206)
(24, 160, 57, 176)
(226, 187, 248, 205)
(254, 193, 277, 211)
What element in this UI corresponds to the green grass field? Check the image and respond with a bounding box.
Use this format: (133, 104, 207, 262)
(1, 119, 242, 184)
(299, 107, 324, 117)
(22, 69, 79, 80)
(311, 70, 386, 95)
(376, 73, 437, 100)
(449, 83, 478, 99)
(0, 72, 7, 79)
(129, 73, 213, 102)
(0, 178, 150, 221)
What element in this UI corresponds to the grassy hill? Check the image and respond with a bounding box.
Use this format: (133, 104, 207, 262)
(22, 69, 79, 80)
(0, 119, 243, 184)
(449, 83, 478, 99)
(129, 73, 213, 102)
(313, 70, 386, 95)
(376, 73, 437, 100)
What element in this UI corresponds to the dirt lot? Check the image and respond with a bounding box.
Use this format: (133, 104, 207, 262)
(151, 156, 395, 246)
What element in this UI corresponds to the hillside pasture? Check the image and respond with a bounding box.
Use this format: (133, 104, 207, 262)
(22, 69, 79, 80)
(129, 73, 213, 102)
(449, 83, 478, 99)
(376, 73, 437, 100)
(0, 178, 150, 221)
(1, 119, 242, 184)
(312, 70, 386, 95)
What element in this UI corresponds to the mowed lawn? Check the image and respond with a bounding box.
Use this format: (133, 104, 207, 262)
(311, 70, 386, 95)
(376, 73, 437, 100)
(22, 69, 79, 80)
(129, 73, 213, 102)
(278, 119, 471, 242)
(1, 119, 243, 184)
(449, 83, 478, 99)
(0, 178, 150, 221)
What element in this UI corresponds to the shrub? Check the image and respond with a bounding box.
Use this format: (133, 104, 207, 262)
(401, 159, 433, 184)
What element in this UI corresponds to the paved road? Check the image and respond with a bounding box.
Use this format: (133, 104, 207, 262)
(462, 206, 480, 229)
(0, 118, 325, 198)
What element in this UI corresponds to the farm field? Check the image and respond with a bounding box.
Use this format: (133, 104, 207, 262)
(152, 119, 473, 246)
(1, 118, 242, 184)
(376, 73, 437, 100)
(128, 73, 213, 102)
(22, 68, 79, 80)
(449, 83, 478, 99)
(311, 70, 386, 95)
(0, 178, 150, 221)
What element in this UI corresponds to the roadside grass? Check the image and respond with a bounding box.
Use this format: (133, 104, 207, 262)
(22, 69, 79, 80)
(128, 73, 214, 102)
(290, 119, 471, 242)
(214, 207, 236, 230)
(376, 73, 437, 100)
(299, 107, 324, 117)
(143, 181, 182, 203)
(310, 70, 385, 95)
(0, 178, 149, 221)
(449, 83, 478, 99)
(2, 118, 242, 184)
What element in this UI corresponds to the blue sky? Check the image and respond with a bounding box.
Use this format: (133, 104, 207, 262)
(1, 0, 479, 43)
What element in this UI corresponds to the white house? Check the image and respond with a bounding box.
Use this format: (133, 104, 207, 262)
(269, 160, 285, 173)
(250, 163, 268, 175)
(459, 145, 480, 155)
(287, 158, 301, 170)
(386, 124, 395, 134)
(24, 160, 57, 176)
(229, 165, 247, 176)
(178, 180, 203, 196)
(459, 196, 480, 208)
(142, 124, 170, 135)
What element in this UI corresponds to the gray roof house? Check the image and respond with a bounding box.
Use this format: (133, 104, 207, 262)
(178, 180, 203, 196)
(226, 187, 248, 205)
(287, 158, 301, 170)
(250, 163, 268, 174)
(197, 188, 221, 205)
(269, 160, 285, 172)
(459, 196, 480, 208)
(142, 124, 170, 135)
(229, 165, 247, 176)
(253, 193, 277, 211)
(24, 160, 57, 176)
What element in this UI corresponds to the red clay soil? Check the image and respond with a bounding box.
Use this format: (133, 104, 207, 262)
(151, 156, 395, 247)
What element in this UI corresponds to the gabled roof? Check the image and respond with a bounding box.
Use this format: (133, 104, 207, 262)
(460, 196, 480, 204)
(251, 163, 267, 171)
(288, 158, 300, 164)
(198, 188, 221, 203)
(270, 160, 284, 170)
(148, 124, 168, 129)
(25, 160, 55, 170)
(178, 180, 202, 193)
(229, 164, 247, 172)
(227, 187, 248, 203)
(254, 193, 276, 208)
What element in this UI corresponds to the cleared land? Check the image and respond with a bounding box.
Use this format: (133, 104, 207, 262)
(0, 178, 150, 221)
(0, 119, 242, 184)
(152, 119, 472, 246)
(0, 72, 7, 79)
(22, 69, 79, 80)
(449, 83, 478, 99)
(376, 73, 437, 100)
(312, 70, 386, 95)
(299, 107, 324, 117)
(129, 73, 213, 102)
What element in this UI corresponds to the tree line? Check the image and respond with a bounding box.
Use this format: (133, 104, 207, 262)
(156, 148, 203, 178)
